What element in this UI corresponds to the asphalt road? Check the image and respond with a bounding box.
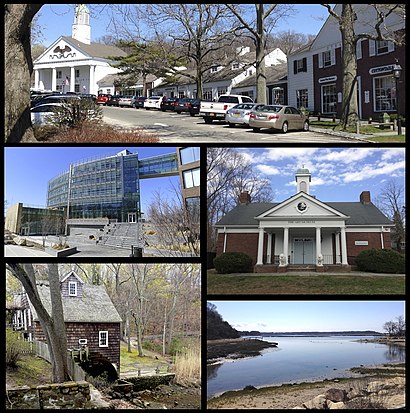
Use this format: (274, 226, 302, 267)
(102, 106, 359, 143)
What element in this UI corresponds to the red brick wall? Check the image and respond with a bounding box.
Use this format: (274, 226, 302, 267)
(216, 232, 275, 265)
(346, 231, 392, 262)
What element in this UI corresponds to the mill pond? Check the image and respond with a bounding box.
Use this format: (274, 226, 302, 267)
(207, 335, 405, 399)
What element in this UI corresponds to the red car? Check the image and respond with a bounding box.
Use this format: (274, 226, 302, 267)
(97, 94, 112, 105)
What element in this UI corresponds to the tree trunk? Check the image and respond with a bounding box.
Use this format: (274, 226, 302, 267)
(196, 64, 203, 100)
(5, 4, 42, 143)
(339, 5, 359, 129)
(255, 5, 267, 104)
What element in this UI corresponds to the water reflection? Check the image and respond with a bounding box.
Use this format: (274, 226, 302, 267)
(385, 344, 405, 362)
(207, 363, 222, 381)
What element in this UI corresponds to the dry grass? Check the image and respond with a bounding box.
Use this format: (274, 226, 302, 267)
(34, 122, 159, 143)
(173, 343, 201, 386)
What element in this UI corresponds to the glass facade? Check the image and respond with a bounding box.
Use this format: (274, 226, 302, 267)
(179, 147, 200, 165)
(47, 150, 179, 222)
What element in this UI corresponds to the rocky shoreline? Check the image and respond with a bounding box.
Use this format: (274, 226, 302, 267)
(207, 338, 278, 363)
(207, 363, 405, 410)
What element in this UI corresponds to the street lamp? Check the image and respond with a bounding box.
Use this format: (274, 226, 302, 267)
(393, 59, 402, 135)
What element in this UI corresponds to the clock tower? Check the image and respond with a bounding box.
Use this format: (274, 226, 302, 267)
(295, 166, 311, 194)
(72, 4, 91, 45)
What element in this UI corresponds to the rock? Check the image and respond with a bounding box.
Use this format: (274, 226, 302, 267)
(325, 388, 347, 402)
(292, 406, 305, 409)
(327, 400, 346, 409)
(243, 385, 257, 391)
(366, 380, 386, 393)
(383, 393, 406, 409)
(303, 394, 326, 409)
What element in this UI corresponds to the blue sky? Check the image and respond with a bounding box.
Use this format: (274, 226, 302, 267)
(35, 4, 332, 46)
(4, 147, 181, 213)
(237, 147, 405, 204)
(208, 301, 405, 333)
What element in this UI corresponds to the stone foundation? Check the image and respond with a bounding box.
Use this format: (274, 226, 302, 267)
(6, 381, 90, 409)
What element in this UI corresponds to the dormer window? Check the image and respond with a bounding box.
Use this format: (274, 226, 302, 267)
(68, 281, 78, 296)
(231, 62, 240, 70)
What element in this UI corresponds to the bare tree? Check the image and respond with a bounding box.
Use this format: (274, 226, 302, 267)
(6, 264, 70, 382)
(207, 147, 274, 252)
(227, 4, 294, 104)
(374, 180, 405, 253)
(321, 4, 405, 129)
(5, 4, 43, 143)
(269, 30, 315, 55)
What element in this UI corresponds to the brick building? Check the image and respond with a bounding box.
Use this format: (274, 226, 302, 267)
(215, 168, 393, 272)
(10, 271, 122, 375)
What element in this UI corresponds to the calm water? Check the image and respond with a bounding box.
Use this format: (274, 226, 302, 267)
(207, 336, 405, 399)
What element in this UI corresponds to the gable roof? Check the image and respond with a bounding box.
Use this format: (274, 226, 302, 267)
(234, 63, 288, 88)
(60, 270, 84, 284)
(29, 282, 122, 323)
(215, 201, 393, 227)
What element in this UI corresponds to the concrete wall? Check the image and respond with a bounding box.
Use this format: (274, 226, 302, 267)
(5, 203, 22, 234)
(6, 381, 90, 409)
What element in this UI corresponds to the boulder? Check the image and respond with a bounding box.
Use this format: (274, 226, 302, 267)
(325, 388, 347, 402)
(303, 394, 327, 409)
(327, 400, 346, 409)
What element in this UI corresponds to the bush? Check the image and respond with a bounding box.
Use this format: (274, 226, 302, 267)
(213, 252, 253, 274)
(6, 328, 32, 367)
(356, 248, 405, 274)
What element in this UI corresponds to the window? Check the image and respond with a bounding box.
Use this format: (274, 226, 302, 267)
(374, 76, 396, 112)
(178, 90, 185, 98)
(293, 58, 307, 74)
(376, 40, 389, 55)
(75, 69, 80, 78)
(68, 281, 77, 296)
(296, 89, 308, 109)
(231, 62, 240, 70)
(183, 168, 200, 188)
(180, 147, 200, 165)
(56, 71, 62, 79)
(210, 65, 220, 73)
(272, 87, 284, 105)
(369, 39, 394, 56)
(75, 84, 80, 93)
(99, 331, 108, 347)
(217, 87, 227, 97)
(318, 49, 335, 68)
(322, 50, 331, 67)
(322, 84, 337, 114)
(203, 89, 213, 101)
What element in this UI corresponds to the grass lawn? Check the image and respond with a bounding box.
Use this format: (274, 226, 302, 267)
(207, 271, 405, 295)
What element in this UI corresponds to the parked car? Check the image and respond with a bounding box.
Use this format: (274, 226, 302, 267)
(249, 105, 309, 133)
(133, 96, 147, 109)
(118, 95, 136, 107)
(144, 96, 164, 110)
(80, 93, 97, 102)
(225, 103, 263, 127)
(160, 97, 180, 111)
(30, 103, 62, 125)
(31, 94, 80, 108)
(174, 98, 197, 114)
(106, 95, 123, 106)
(97, 94, 112, 105)
(188, 99, 201, 116)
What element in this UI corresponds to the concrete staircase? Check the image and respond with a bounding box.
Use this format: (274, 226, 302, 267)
(98, 223, 142, 250)
(287, 264, 316, 272)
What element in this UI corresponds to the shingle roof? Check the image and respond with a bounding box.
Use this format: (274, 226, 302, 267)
(215, 202, 393, 226)
(62, 36, 127, 59)
(30, 283, 122, 323)
(234, 63, 288, 88)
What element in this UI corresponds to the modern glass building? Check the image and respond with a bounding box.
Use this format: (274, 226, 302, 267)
(47, 149, 181, 223)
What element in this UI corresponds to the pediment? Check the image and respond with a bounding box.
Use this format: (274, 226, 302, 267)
(35, 37, 89, 64)
(256, 192, 349, 220)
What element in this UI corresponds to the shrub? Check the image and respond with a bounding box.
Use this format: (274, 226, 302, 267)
(6, 328, 32, 367)
(213, 252, 253, 274)
(356, 248, 405, 274)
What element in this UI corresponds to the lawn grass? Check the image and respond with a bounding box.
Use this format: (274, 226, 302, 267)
(120, 341, 169, 373)
(363, 135, 406, 143)
(207, 272, 405, 295)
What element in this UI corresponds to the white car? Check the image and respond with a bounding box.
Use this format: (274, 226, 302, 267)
(30, 103, 63, 125)
(144, 96, 164, 110)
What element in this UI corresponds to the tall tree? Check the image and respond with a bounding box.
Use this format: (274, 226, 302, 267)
(6, 264, 70, 382)
(5, 4, 43, 143)
(207, 147, 274, 252)
(321, 4, 405, 129)
(227, 4, 294, 104)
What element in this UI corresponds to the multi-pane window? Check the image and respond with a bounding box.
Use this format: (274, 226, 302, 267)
(296, 89, 308, 109)
(374, 76, 396, 111)
(322, 84, 337, 113)
(68, 281, 77, 296)
(217, 87, 227, 97)
(75, 69, 80, 78)
(203, 89, 213, 101)
(99, 331, 108, 347)
(56, 71, 62, 79)
(180, 147, 200, 165)
(322, 50, 331, 67)
(272, 87, 284, 105)
(183, 168, 200, 188)
(294, 58, 307, 74)
(376, 40, 389, 55)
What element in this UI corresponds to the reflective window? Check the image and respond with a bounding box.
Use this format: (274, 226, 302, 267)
(183, 168, 200, 188)
(180, 147, 200, 165)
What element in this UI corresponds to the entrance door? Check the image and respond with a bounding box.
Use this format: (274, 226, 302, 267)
(128, 213, 137, 223)
(293, 238, 315, 264)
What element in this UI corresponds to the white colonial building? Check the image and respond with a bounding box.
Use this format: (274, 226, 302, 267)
(32, 4, 126, 95)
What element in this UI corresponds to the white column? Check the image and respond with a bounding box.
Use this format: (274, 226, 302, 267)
(380, 226, 384, 249)
(282, 227, 289, 265)
(266, 233, 272, 264)
(335, 232, 341, 264)
(34, 70, 39, 89)
(51, 68, 57, 91)
(70, 66, 75, 92)
(340, 227, 348, 265)
(256, 227, 264, 265)
(89, 65, 95, 94)
(316, 227, 323, 266)
(223, 227, 227, 253)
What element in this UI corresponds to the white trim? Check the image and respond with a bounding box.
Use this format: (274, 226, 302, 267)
(68, 281, 78, 296)
(61, 271, 84, 284)
(99, 331, 109, 347)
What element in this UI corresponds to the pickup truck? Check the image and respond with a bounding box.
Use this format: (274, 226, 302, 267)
(199, 94, 254, 123)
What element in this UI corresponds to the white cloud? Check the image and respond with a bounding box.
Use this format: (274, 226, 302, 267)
(380, 148, 406, 161)
(257, 164, 281, 175)
(341, 161, 405, 183)
(233, 322, 270, 331)
(318, 148, 378, 164)
(263, 148, 320, 162)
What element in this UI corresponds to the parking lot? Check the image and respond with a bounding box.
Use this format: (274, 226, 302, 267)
(102, 106, 360, 143)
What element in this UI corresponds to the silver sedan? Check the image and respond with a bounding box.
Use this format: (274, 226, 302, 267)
(249, 105, 309, 133)
(225, 103, 263, 127)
